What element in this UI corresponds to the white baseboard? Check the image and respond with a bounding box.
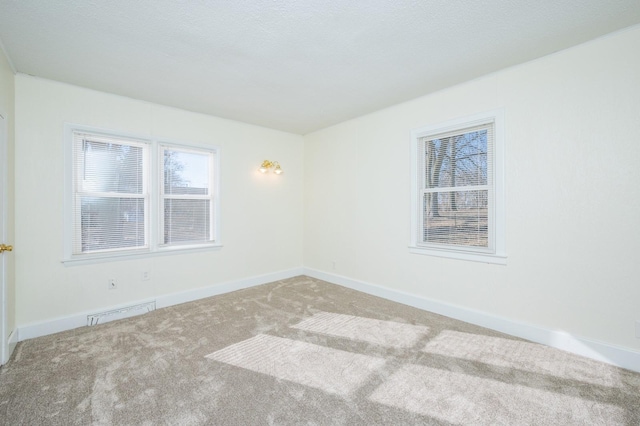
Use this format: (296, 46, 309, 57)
(155, 267, 304, 309)
(17, 266, 640, 373)
(18, 267, 304, 342)
(3, 328, 17, 364)
(303, 267, 640, 373)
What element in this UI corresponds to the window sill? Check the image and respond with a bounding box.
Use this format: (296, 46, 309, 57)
(409, 246, 507, 265)
(62, 243, 223, 266)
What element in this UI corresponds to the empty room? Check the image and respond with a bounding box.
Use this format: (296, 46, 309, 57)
(1, 1, 639, 424)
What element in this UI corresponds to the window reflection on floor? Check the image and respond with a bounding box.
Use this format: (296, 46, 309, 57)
(368, 364, 624, 424)
(422, 330, 619, 387)
(206, 334, 384, 396)
(206, 312, 627, 423)
(291, 311, 429, 348)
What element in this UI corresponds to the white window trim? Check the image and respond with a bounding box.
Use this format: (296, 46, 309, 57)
(63, 124, 222, 265)
(158, 143, 217, 248)
(409, 109, 506, 265)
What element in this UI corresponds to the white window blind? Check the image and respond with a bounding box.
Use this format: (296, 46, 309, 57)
(410, 109, 505, 264)
(161, 147, 215, 246)
(66, 125, 221, 262)
(419, 123, 493, 250)
(72, 132, 149, 255)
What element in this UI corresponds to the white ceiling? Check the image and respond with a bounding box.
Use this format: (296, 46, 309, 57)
(1, 1, 639, 134)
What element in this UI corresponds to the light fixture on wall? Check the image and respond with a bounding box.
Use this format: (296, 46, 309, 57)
(259, 160, 283, 175)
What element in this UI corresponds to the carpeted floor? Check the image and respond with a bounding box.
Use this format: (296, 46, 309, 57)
(1, 276, 639, 425)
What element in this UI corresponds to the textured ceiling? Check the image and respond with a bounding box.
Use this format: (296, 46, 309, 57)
(1, 0, 639, 134)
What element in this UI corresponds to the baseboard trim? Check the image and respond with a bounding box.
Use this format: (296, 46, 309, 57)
(303, 267, 640, 373)
(18, 267, 304, 342)
(154, 267, 304, 309)
(3, 329, 17, 364)
(17, 266, 640, 373)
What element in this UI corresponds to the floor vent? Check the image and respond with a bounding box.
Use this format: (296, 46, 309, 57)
(87, 301, 156, 326)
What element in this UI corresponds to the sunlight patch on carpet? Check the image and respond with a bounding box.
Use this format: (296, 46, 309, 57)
(291, 311, 429, 348)
(422, 330, 620, 387)
(369, 364, 624, 425)
(205, 334, 385, 396)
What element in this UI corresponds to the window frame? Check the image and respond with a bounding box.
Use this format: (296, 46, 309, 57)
(409, 109, 506, 264)
(71, 133, 151, 256)
(159, 143, 217, 248)
(63, 124, 222, 264)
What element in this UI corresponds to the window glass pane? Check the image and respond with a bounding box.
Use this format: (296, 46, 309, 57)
(425, 130, 487, 189)
(69, 129, 220, 260)
(81, 140, 143, 193)
(423, 190, 488, 247)
(81, 197, 145, 252)
(164, 199, 211, 244)
(164, 150, 210, 195)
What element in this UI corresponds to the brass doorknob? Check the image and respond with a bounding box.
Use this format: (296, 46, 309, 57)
(0, 244, 13, 253)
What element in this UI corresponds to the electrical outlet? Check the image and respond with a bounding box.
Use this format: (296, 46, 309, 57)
(141, 271, 150, 281)
(108, 278, 117, 290)
(332, 260, 336, 270)
(636, 320, 640, 339)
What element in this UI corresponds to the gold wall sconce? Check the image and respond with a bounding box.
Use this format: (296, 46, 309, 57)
(259, 160, 283, 175)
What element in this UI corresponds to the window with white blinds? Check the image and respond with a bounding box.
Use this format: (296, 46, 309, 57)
(161, 146, 214, 246)
(66, 126, 220, 262)
(72, 132, 149, 255)
(410, 110, 506, 264)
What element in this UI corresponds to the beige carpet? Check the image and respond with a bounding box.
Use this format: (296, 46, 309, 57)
(1, 276, 639, 425)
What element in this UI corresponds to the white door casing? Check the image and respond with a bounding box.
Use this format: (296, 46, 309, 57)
(0, 114, 8, 364)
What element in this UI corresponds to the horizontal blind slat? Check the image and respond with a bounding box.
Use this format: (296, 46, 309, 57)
(422, 190, 489, 248)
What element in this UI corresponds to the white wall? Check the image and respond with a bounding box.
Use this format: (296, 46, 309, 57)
(10, 25, 640, 359)
(0, 47, 15, 346)
(304, 27, 640, 351)
(14, 75, 304, 326)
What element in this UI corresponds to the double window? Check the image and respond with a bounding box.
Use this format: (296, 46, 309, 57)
(410, 110, 505, 264)
(65, 125, 220, 262)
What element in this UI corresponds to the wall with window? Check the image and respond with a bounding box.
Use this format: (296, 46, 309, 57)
(14, 75, 304, 326)
(304, 27, 640, 351)
(0, 48, 16, 344)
